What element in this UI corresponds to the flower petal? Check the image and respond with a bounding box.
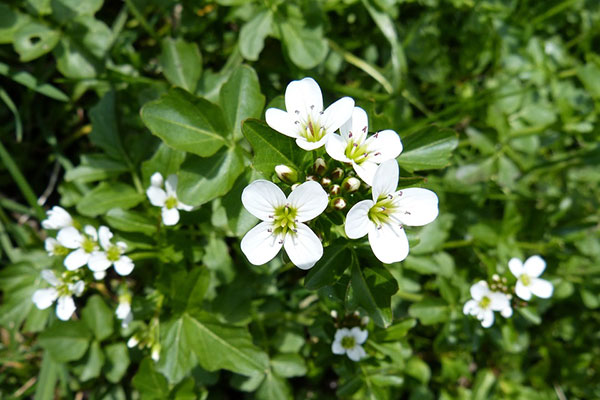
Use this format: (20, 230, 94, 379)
(463, 299, 478, 315)
(352, 161, 379, 186)
(98, 225, 113, 250)
(345, 200, 373, 239)
(84, 225, 98, 241)
(334, 328, 350, 341)
(177, 201, 193, 212)
(265, 108, 300, 138)
(325, 134, 351, 162)
(295, 135, 329, 151)
(365, 129, 403, 163)
(350, 327, 368, 344)
(45, 238, 58, 255)
(470, 281, 489, 301)
(530, 278, 553, 299)
(56, 296, 76, 321)
(150, 172, 164, 187)
(480, 309, 495, 328)
(321, 97, 355, 134)
(165, 174, 178, 196)
(64, 248, 90, 270)
(346, 107, 369, 143)
(500, 306, 513, 318)
(241, 180, 286, 221)
(283, 223, 323, 270)
(41, 206, 72, 230)
(114, 256, 135, 276)
(346, 345, 366, 361)
(367, 223, 409, 264)
(515, 281, 532, 301)
(116, 302, 132, 320)
(508, 258, 524, 278)
(287, 181, 328, 222)
(394, 188, 439, 226)
(162, 207, 180, 226)
(523, 255, 546, 277)
(57, 226, 83, 249)
(88, 251, 112, 272)
(147, 186, 167, 207)
(489, 292, 510, 311)
(70, 281, 85, 296)
(241, 222, 283, 265)
(32, 288, 58, 310)
(331, 340, 345, 355)
(41, 269, 59, 286)
(285, 77, 323, 116)
(371, 159, 398, 201)
(94, 271, 106, 280)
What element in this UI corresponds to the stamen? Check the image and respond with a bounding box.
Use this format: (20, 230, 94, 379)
(269, 215, 274, 219)
(398, 191, 403, 196)
(404, 211, 411, 215)
(310, 105, 315, 110)
(267, 228, 272, 233)
(348, 132, 353, 138)
(353, 143, 358, 148)
(278, 239, 284, 244)
(388, 194, 393, 199)
(374, 152, 381, 156)
(380, 206, 386, 211)
(319, 111, 324, 115)
(295, 110, 300, 114)
(363, 126, 367, 133)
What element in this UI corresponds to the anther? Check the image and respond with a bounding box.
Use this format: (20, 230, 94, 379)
(353, 143, 358, 148)
(293, 229, 298, 233)
(319, 111, 324, 115)
(269, 215, 274, 219)
(380, 206, 386, 211)
(405, 211, 411, 215)
(295, 110, 300, 114)
(278, 239, 284, 244)
(374, 152, 381, 156)
(295, 121, 300, 125)
(388, 194, 393, 199)
(267, 228, 273, 233)
(363, 126, 367, 133)
(398, 191, 403, 196)
(310, 105, 315, 110)
(348, 132, 353, 138)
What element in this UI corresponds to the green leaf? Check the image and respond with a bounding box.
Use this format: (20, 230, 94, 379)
(256, 371, 292, 400)
(577, 63, 600, 98)
(89, 91, 126, 160)
(51, 0, 103, 22)
(76, 341, 105, 381)
(54, 36, 99, 79)
(81, 294, 114, 341)
(220, 65, 265, 140)
(408, 298, 449, 325)
(106, 208, 157, 234)
(406, 356, 431, 384)
(0, 262, 38, 327)
(38, 321, 92, 362)
(76, 182, 144, 217)
(159, 37, 202, 93)
(140, 88, 230, 157)
(239, 9, 273, 61)
(140, 142, 187, 186)
(177, 146, 245, 207)
(0, 61, 68, 101)
(398, 126, 458, 172)
(132, 358, 170, 399)
(271, 353, 307, 378)
(0, 5, 31, 44)
(34, 352, 59, 400)
(170, 268, 211, 313)
(66, 154, 128, 183)
(13, 21, 60, 62)
(350, 263, 398, 328)
(104, 343, 130, 383)
(278, 16, 327, 69)
(304, 242, 352, 290)
(372, 319, 416, 342)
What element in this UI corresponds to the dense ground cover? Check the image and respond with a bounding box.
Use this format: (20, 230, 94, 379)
(1, 0, 599, 398)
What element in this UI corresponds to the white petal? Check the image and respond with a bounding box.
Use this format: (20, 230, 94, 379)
(346, 345, 366, 361)
(165, 174, 178, 196)
(56, 296, 76, 321)
(161, 207, 180, 226)
(325, 133, 351, 162)
(350, 327, 368, 344)
(508, 258, 524, 278)
(64, 248, 90, 270)
(463, 299, 479, 315)
(265, 108, 300, 138)
(343, 107, 369, 143)
(365, 129, 403, 163)
(94, 271, 106, 280)
(114, 256, 135, 276)
(116, 241, 128, 251)
(331, 340, 345, 355)
(45, 237, 58, 255)
(241, 180, 285, 221)
(530, 278, 553, 299)
(285, 77, 323, 116)
(32, 288, 58, 310)
(470, 281, 489, 301)
(150, 172, 164, 187)
(334, 328, 350, 341)
(367, 223, 409, 264)
(500, 306, 513, 318)
(57, 227, 83, 249)
(41, 269, 59, 286)
(240, 221, 283, 265)
(489, 292, 510, 311)
(177, 201, 193, 212)
(287, 181, 328, 222)
(84, 225, 98, 241)
(88, 252, 112, 272)
(345, 200, 373, 239)
(523, 255, 546, 277)
(480, 309, 495, 328)
(98, 225, 113, 250)
(70, 281, 85, 296)
(127, 337, 139, 348)
(116, 302, 132, 320)
(283, 223, 323, 270)
(515, 281, 532, 301)
(295, 135, 329, 151)
(394, 188, 439, 227)
(352, 161, 379, 186)
(41, 206, 72, 230)
(147, 186, 167, 207)
(321, 97, 355, 134)
(371, 159, 398, 201)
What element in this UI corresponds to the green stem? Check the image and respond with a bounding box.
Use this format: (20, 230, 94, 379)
(0, 210, 17, 262)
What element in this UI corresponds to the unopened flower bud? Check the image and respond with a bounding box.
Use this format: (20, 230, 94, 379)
(342, 177, 361, 193)
(492, 274, 500, 281)
(275, 165, 298, 184)
(330, 184, 341, 196)
(151, 344, 161, 362)
(331, 197, 347, 210)
(330, 310, 338, 319)
(361, 316, 370, 326)
(330, 167, 344, 182)
(313, 158, 327, 176)
(306, 175, 317, 181)
(321, 177, 332, 187)
(291, 183, 300, 191)
(127, 336, 139, 348)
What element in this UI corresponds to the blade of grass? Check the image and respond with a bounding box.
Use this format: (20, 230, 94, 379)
(0, 88, 23, 142)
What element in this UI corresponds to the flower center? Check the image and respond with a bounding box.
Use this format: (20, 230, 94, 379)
(298, 114, 325, 143)
(519, 274, 531, 286)
(165, 196, 178, 209)
(368, 195, 399, 228)
(341, 335, 356, 349)
(82, 237, 97, 253)
(106, 245, 122, 262)
(344, 139, 371, 164)
(271, 204, 298, 236)
(53, 244, 70, 257)
(479, 296, 491, 309)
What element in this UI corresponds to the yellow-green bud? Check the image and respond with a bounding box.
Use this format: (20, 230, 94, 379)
(313, 158, 327, 176)
(275, 165, 298, 184)
(342, 177, 361, 193)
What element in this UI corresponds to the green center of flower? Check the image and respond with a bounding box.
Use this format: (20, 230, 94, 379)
(165, 196, 178, 209)
(53, 244, 70, 257)
(479, 296, 491, 309)
(344, 140, 371, 164)
(519, 274, 531, 286)
(368, 195, 398, 228)
(341, 335, 356, 349)
(106, 245, 122, 262)
(300, 116, 325, 143)
(272, 205, 298, 236)
(82, 237, 97, 253)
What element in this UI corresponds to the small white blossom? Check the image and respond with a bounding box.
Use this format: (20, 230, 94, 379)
(146, 173, 193, 226)
(325, 107, 403, 185)
(509, 255, 553, 301)
(116, 297, 133, 328)
(331, 327, 368, 361)
(57, 225, 99, 271)
(88, 226, 134, 276)
(41, 206, 73, 230)
(45, 237, 69, 257)
(344, 159, 439, 263)
(127, 336, 139, 348)
(241, 180, 328, 269)
(265, 77, 355, 151)
(32, 270, 85, 321)
(463, 281, 511, 328)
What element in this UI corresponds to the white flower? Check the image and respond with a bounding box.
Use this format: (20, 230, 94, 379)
(31, 270, 85, 321)
(45, 237, 69, 257)
(240, 180, 328, 269)
(331, 327, 368, 361)
(463, 281, 511, 328)
(344, 159, 439, 264)
(265, 77, 355, 151)
(88, 226, 134, 276)
(146, 173, 193, 226)
(509, 255, 553, 301)
(57, 225, 99, 270)
(325, 107, 403, 185)
(41, 206, 73, 230)
(116, 298, 133, 328)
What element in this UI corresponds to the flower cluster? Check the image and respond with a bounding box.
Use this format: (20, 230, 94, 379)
(241, 78, 439, 268)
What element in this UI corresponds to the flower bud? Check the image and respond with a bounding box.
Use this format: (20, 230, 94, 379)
(330, 167, 344, 182)
(313, 158, 327, 176)
(342, 177, 361, 193)
(321, 177, 332, 187)
(127, 336, 139, 348)
(330, 310, 338, 319)
(151, 344, 161, 362)
(275, 165, 298, 184)
(306, 175, 317, 181)
(330, 184, 341, 196)
(331, 197, 347, 210)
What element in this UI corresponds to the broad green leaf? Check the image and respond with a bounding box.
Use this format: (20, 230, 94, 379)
(38, 321, 92, 362)
(171, 378, 197, 400)
(159, 37, 202, 93)
(81, 294, 114, 341)
(89, 91, 126, 160)
(398, 126, 458, 172)
(77, 182, 144, 217)
(157, 315, 199, 384)
(141, 142, 187, 186)
(408, 298, 449, 325)
(54, 36, 98, 79)
(0, 61, 68, 101)
(76, 341, 105, 381)
(140, 88, 229, 157)
(350, 263, 398, 328)
(271, 354, 307, 378)
(67, 16, 112, 59)
(239, 9, 273, 61)
(132, 358, 170, 399)
(104, 343, 130, 383)
(106, 208, 157, 234)
(256, 371, 292, 400)
(278, 17, 327, 69)
(177, 146, 245, 206)
(220, 65, 265, 140)
(406, 356, 431, 384)
(577, 63, 600, 99)
(66, 154, 128, 183)
(51, 0, 103, 23)
(170, 268, 211, 313)
(0, 5, 31, 44)
(304, 242, 352, 290)
(13, 21, 60, 62)
(372, 319, 416, 342)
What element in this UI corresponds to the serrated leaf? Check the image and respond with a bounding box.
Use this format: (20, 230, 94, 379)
(398, 126, 458, 172)
(159, 37, 202, 93)
(350, 263, 398, 328)
(372, 319, 416, 342)
(81, 295, 114, 341)
(38, 321, 91, 362)
(141, 142, 187, 186)
(76, 182, 144, 217)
